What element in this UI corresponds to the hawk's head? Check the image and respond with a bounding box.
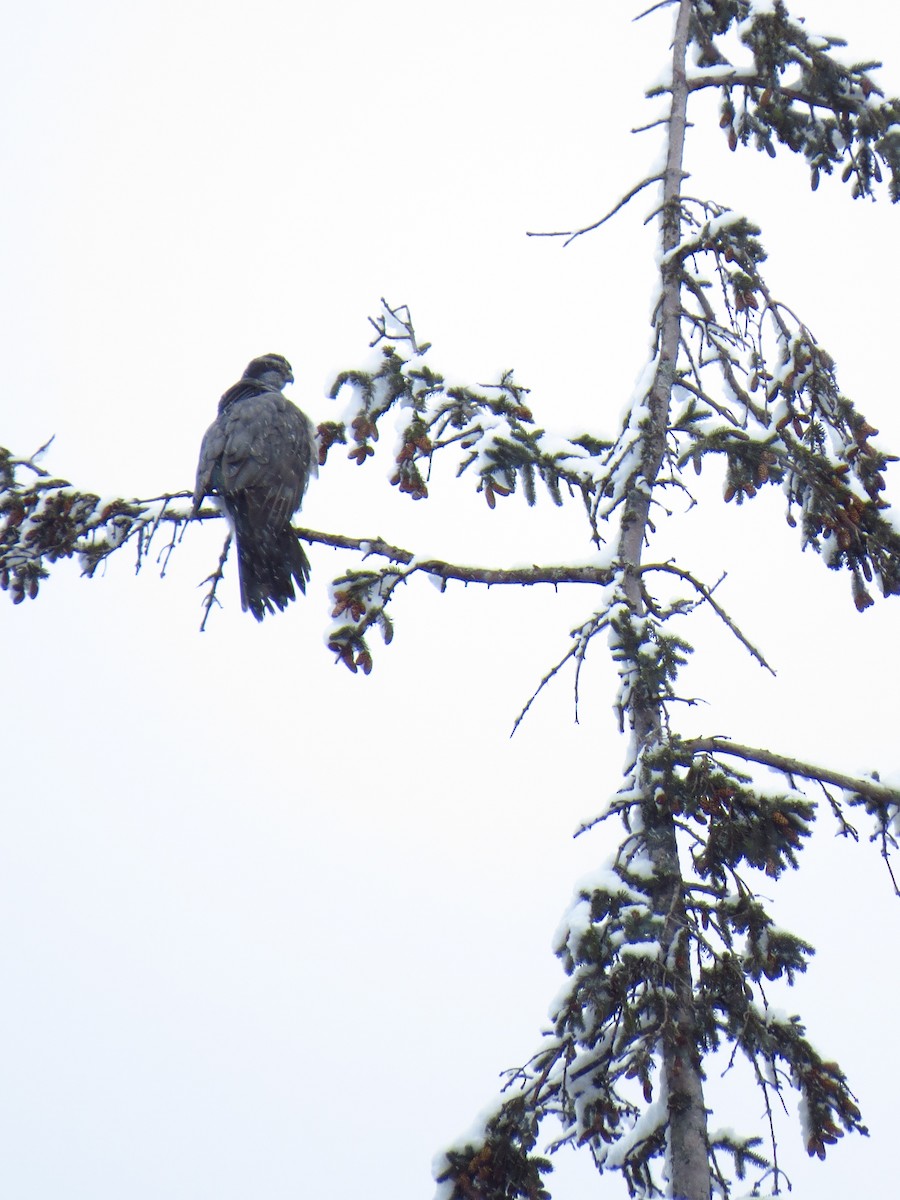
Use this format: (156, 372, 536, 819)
(242, 353, 294, 390)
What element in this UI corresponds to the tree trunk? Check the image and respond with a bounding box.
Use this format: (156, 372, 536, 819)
(614, 3, 711, 1197)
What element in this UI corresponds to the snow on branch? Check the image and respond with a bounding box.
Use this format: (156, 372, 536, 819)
(676, 736, 900, 806)
(0, 440, 612, 667)
(665, 198, 900, 610)
(685, 1, 900, 200)
(323, 299, 612, 525)
(0, 442, 194, 604)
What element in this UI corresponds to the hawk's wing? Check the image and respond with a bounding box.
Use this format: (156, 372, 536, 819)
(193, 419, 227, 513)
(216, 392, 316, 533)
(194, 389, 315, 528)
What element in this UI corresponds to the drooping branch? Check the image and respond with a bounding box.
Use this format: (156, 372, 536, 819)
(684, 3, 900, 202)
(641, 562, 776, 675)
(510, 609, 611, 737)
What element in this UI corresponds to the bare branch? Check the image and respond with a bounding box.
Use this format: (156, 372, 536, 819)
(199, 534, 232, 632)
(634, 0, 677, 23)
(526, 174, 663, 246)
(641, 562, 776, 675)
(818, 781, 860, 841)
(509, 612, 609, 738)
(510, 642, 580, 739)
(307, 527, 612, 588)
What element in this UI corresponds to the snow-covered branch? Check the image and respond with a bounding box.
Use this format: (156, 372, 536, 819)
(677, 736, 900, 807)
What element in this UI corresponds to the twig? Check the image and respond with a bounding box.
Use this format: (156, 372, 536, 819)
(634, 0, 678, 23)
(881, 840, 900, 898)
(818, 781, 860, 841)
(527, 174, 663, 246)
(199, 535, 232, 632)
(11, 437, 56, 474)
(510, 643, 580, 740)
(367, 298, 428, 354)
(640, 562, 776, 675)
(510, 612, 610, 737)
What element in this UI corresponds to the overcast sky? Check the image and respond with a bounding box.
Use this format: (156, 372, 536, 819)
(2, 3, 900, 1198)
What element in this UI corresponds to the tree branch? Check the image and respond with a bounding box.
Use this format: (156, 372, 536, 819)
(198, 533, 232, 632)
(641, 562, 776, 675)
(307, 527, 612, 588)
(0, 462, 614, 607)
(526, 174, 663, 246)
(687, 72, 876, 114)
(677, 737, 900, 805)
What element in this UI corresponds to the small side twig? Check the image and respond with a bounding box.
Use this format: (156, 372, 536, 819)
(199, 534, 232, 632)
(818, 781, 860, 841)
(527, 174, 663, 247)
(510, 642, 581, 739)
(510, 613, 609, 738)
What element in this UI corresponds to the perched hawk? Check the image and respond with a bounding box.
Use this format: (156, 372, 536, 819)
(193, 353, 316, 620)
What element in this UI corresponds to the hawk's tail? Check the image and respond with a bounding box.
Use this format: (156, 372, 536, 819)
(231, 506, 311, 622)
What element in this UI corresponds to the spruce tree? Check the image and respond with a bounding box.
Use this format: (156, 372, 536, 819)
(3, 3, 900, 1198)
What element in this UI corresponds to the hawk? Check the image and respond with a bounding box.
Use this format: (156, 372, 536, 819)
(193, 353, 316, 620)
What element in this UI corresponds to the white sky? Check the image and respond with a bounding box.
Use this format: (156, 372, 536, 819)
(2, 2, 899, 1198)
